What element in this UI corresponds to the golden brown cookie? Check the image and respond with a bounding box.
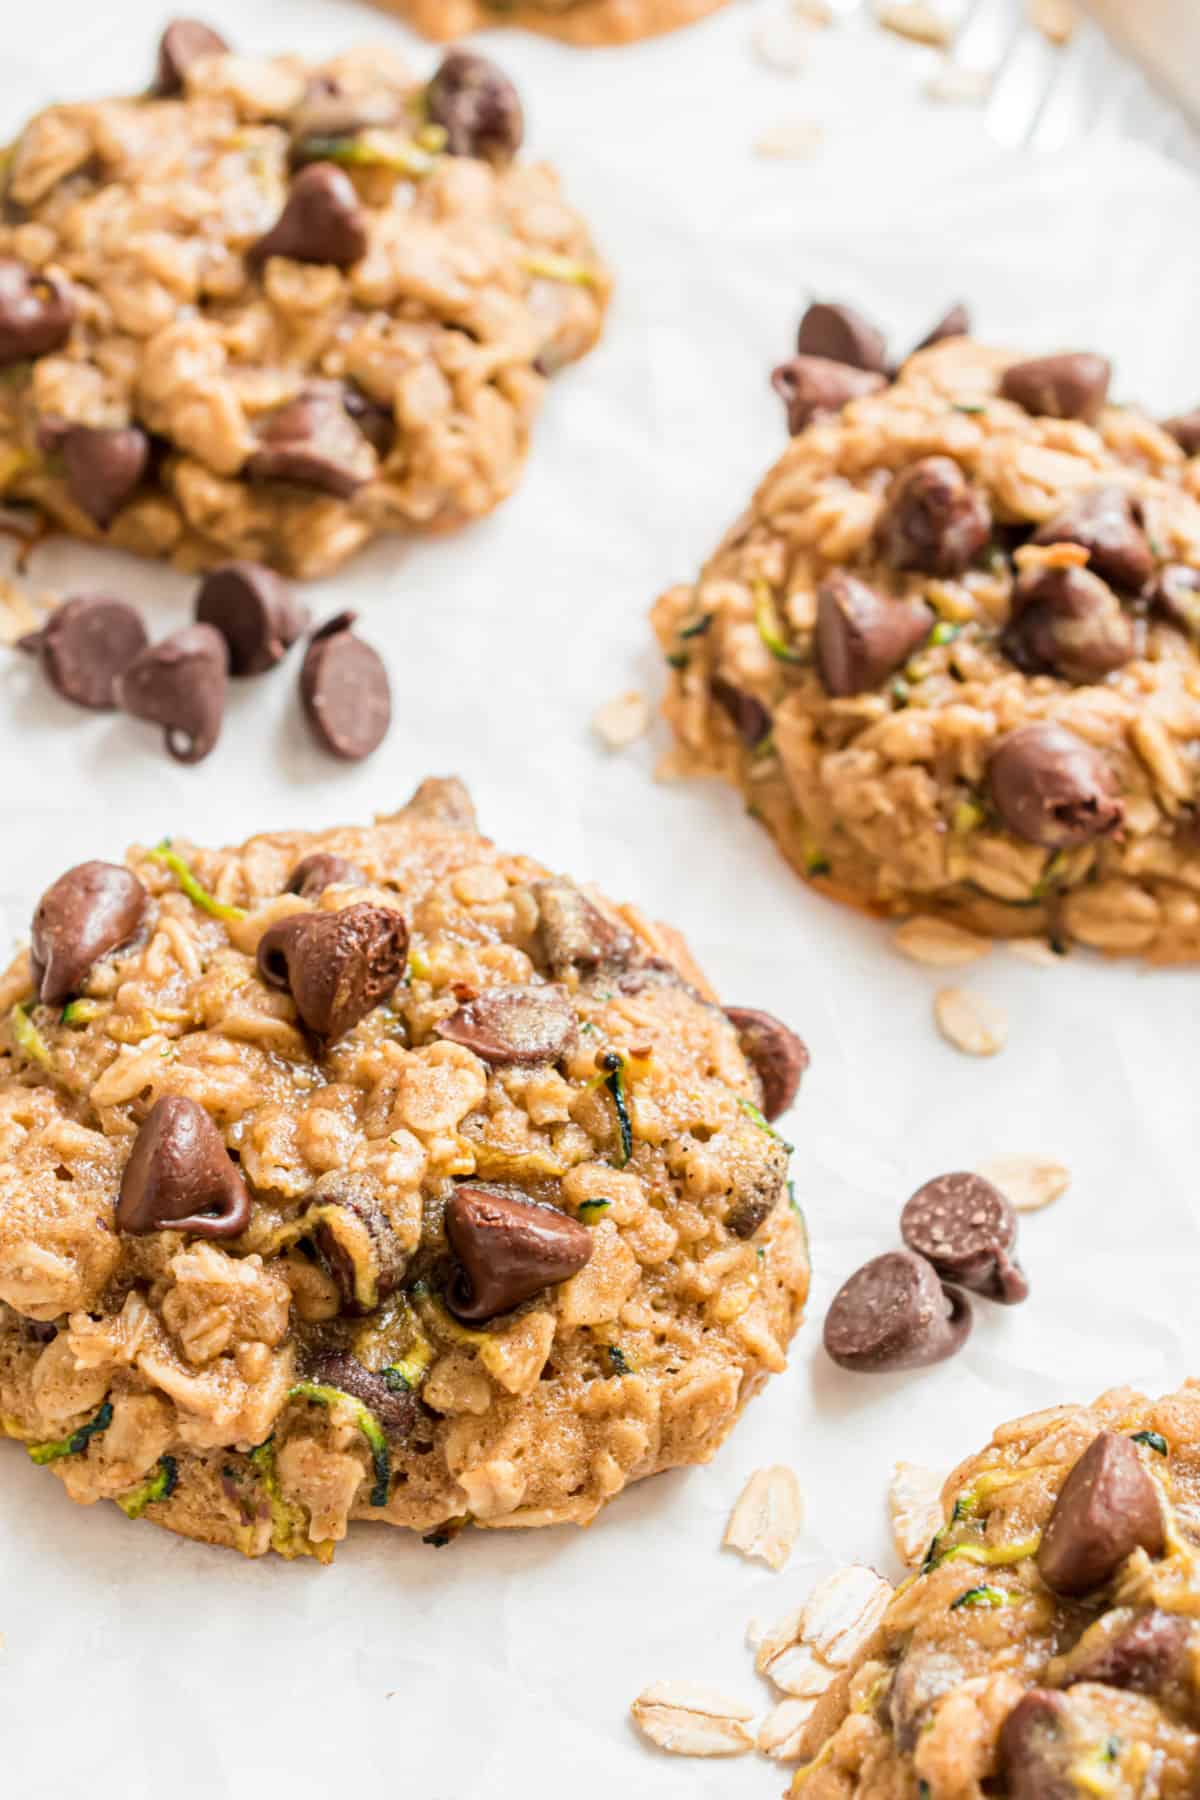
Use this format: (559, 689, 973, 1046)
(379, 0, 728, 47)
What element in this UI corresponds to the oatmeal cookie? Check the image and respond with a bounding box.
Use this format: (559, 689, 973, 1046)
(787, 1384, 1200, 1797)
(653, 338, 1200, 961)
(379, 0, 729, 47)
(0, 778, 809, 1560)
(0, 28, 609, 578)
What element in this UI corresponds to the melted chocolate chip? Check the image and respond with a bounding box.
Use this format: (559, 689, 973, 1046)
(443, 1185, 592, 1323)
(988, 723, 1123, 849)
(875, 456, 991, 577)
(1062, 1609, 1192, 1695)
(116, 623, 228, 764)
(1032, 486, 1154, 593)
(247, 385, 374, 498)
(901, 1171, 1027, 1304)
(771, 355, 886, 435)
(0, 259, 75, 366)
(154, 18, 230, 94)
(1162, 411, 1200, 457)
(256, 902, 408, 1040)
(912, 302, 971, 354)
(532, 879, 637, 980)
(1037, 1432, 1165, 1596)
(815, 571, 933, 696)
(823, 1249, 972, 1373)
(724, 1006, 809, 1121)
(19, 595, 147, 709)
(30, 861, 148, 1005)
(795, 301, 888, 374)
(116, 1095, 251, 1238)
(1150, 564, 1200, 638)
(1000, 353, 1112, 425)
(999, 1691, 1076, 1800)
(710, 675, 772, 747)
(1003, 565, 1135, 684)
(285, 852, 368, 900)
(426, 51, 524, 164)
(195, 562, 309, 675)
(299, 611, 391, 761)
(61, 424, 149, 529)
(434, 983, 578, 1067)
(249, 164, 368, 269)
(304, 1350, 421, 1434)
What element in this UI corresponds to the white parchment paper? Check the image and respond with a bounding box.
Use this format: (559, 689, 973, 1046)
(1, 5, 1198, 1797)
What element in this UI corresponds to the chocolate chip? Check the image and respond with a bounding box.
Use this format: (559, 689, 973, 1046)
(724, 1006, 809, 1121)
(303, 1350, 421, 1435)
(1162, 410, 1200, 456)
(247, 385, 375, 498)
(1032, 486, 1154, 592)
(1037, 1431, 1165, 1596)
(988, 722, 1123, 849)
(999, 1691, 1076, 1800)
(116, 623, 228, 764)
(912, 302, 971, 355)
(1003, 565, 1135, 684)
(426, 51, 524, 164)
(61, 424, 149, 529)
(900, 1172, 1027, 1305)
(289, 85, 400, 161)
(19, 595, 147, 709)
(724, 1130, 789, 1240)
(815, 571, 933, 696)
(1062, 1608, 1191, 1694)
(342, 384, 396, 459)
(443, 1185, 593, 1323)
(875, 456, 991, 577)
(435, 983, 577, 1066)
(249, 163, 368, 270)
(306, 1177, 408, 1315)
(256, 902, 408, 1040)
(1000, 353, 1112, 425)
(285, 852, 368, 900)
(116, 1096, 250, 1237)
(795, 301, 888, 374)
(0, 259, 75, 367)
(770, 355, 886, 435)
(154, 18, 229, 94)
(299, 611, 391, 761)
(532, 879, 637, 980)
(823, 1249, 972, 1373)
(195, 561, 309, 676)
(1149, 563, 1200, 638)
(710, 675, 771, 747)
(399, 774, 478, 831)
(30, 861, 148, 1005)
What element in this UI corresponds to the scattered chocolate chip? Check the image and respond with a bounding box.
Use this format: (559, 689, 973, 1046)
(195, 561, 309, 676)
(912, 302, 971, 355)
(770, 355, 886, 435)
(795, 301, 888, 374)
(249, 163, 368, 270)
(532, 878, 637, 980)
(303, 1350, 421, 1434)
(306, 1177, 408, 1314)
(999, 1691, 1076, 1800)
(1003, 565, 1135, 684)
(398, 774, 478, 831)
(1037, 1431, 1165, 1596)
(256, 902, 408, 1040)
(1149, 563, 1200, 638)
(426, 50, 524, 164)
(815, 570, 933, 696)
(342, 384, 395, 459)
(710, 675, 772, 747)
(18, 595, 147, 710)
(30, 861, 148, 1005)
(299, 611, 391, 761)
(116, 623, 228, 764)
(901, 1171, 1027, 1304)
(988, 723, 1123, 849)
(443, 1185, 592, 1323)
(1162, 411, 1200, 457)
(0, 259, 75, 367)
(247, 385, 374, 498)
(1061, 1609, 1192, 1694)
(154, 18, 229, 94)
(61, 424, 149, 529)
(1032, 486, 1154, 592)
(1000, 353, 1111, 425)
(435, 983, 577, 1067)
(824, 1249, 971, 1373)
(115, 1095, 251, 1237)
(875, 455, 992, 577)
(285, 852, 368, 899)
(724, 1006, 809, 1121)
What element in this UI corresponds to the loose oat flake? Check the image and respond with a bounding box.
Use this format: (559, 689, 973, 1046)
(1006, 937, 1061, 967)
(758, 1698, 816, 1762)
(1029, 0, 1077, 45)
(875, 1, 955, 47)
(592, 689, 649, 750)
(924, 61, 992, 103)
(754, 120, 825, 160)
(888, 1461, 945, 1565)
(724, 1464, 805, 1571)
(933, 985, 1008, 1056)
(630, 1681, 756, 1757)
(791, 0, 834, 21)
(976, 1153, 1070, 1213)
(751, 15, 813, 72)
(893, 916, 991, 967)
(755, 1564, 893, 1700)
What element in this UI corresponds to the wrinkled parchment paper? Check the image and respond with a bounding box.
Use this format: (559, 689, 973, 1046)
(1, 3, 1198, 1795)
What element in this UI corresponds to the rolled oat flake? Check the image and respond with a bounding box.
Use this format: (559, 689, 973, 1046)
(299, 612, 391, 761)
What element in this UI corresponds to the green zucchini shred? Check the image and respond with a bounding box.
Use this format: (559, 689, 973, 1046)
(150, 841, 246, 922)
(248, 1438, 332, 1562)
(295, 131, 437, 177)
(601, 1051, 633, 1168)
(577, 1198, 612, 1224)
(382, 1332, 434, 1392)
(678, 613, 713, 640)
(891, 677, 911, 709)
(949, 1582, 1009, 1611)
(288, 1380, 391, 1508)
(60, 998, 104, 1027)
(936, 1534, 1041, 1571)
(1031, 849, 1070, 901)
(666, 651, 689, 670)
(116, 1455, 178, 1520)
(929, 621, 960, 647)
(28, 1400, 113, 1466)
(737, 1095, 794, 1154)
(952, 798, 986, 834)
(423, 1512, 471, 1548)
(953, 403, 987, 416)
(520, 250, 598, 287)
(1130, 1429, 1168, 1457)
(753, 579, 805, 664)
(607, 1345, 634, 1376)
(10, 1002, 52, 1069)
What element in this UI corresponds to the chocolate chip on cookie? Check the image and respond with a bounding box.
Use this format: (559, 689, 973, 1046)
(116, 1095, 251, 1238)
(1032, 486, 1154, 593)
(795, 301, 888, 375)
(532, 878, 637, 979)
(61, 424, 149, 529)
(306, 1177, 408, 1315)
(154, 18, 230, 94)
(1037, 1431, 1165, 1596)
(875, 456, 992, 577)
(724, 1006, 809, 1122)
(304, 1351, 422, 1435)
(912, 302, 971, 355)
(1061, 1608, 1191, 1694)
(435, 983, 578, 1067)
(1149, 563, 1200, 638)
(250, 163, 368, 269)
(285, 852, 368, 899)
(116, 623, 228, 764)
(815, 571, 934, 696)
(1162, 410, 1200, 457)
(998, 1691, 1075, 1800)
(1000, 353, 1111, 425)
(988, 723, 1123, 849)
(443, 1185, 593, 1323)
(771, 355, 886, 436)
(247, 385, 375, 498)
(256, 902, 409, 1040)
(299, 611, 391, 761)
(901, 1171, 1028, 1305)
(823, 1249, 972, 1373)
(195, 562, 309, 676)
(426, 51, 524, 164)
(30, 861, 148, 1005)
(0, 259, 75, 366)
(19, 595, 148, 710)
(710, 675, 772, 747)
(1003, 565, 1135, 684)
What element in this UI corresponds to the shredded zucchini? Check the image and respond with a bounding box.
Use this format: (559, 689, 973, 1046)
(936, 1534, 1041, 1570)
(288, 1380, 391, 1508)
(27, 1400, 113, 1465)
(10, 1002, 51, 1069)
(1130, 1430, 1168, 1457)
(423, 1512, 471, 1548)
(248, 1438, 334, 1562)
(753, 579, 805, 663)
(577, 1198, 613, 1225)
(116, 1455, 178, 1520)
(60, 998, 105, 1027)
(949, 1582, 1009, 1611)
(928, 621, 960, 647)
(601, 1051, 633, 1168)
(737, 1095, 794, 1153)
(295, 129, 437, 176)
(607, 1345, 634, 1376)
(520, 250, 598, 287)
(149, 841, 246, 922)
(952, 797, 986, 833)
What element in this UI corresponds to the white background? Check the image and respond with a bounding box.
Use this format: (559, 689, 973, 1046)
(1, 4, 1198, 1796)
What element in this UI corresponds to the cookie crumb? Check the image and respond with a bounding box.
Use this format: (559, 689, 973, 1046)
(933, 985, 1007, 1056)
(724, 1464, 804, 1570)
(592, 689, 649, 750)
(754, 120, 825, 160)
(976, 1153, 1070, 1213)
(630, 1681, 756, 1756)
(893, 916, 991, 967)
(875, 1, 955, 47)
(888, 1461, 945, 1564)
(1029, 0, 1077, 45)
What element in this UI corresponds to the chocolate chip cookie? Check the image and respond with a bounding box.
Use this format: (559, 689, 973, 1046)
(786, 1385, 1200, 1798)
(379, 0, 729, 47)
(653, 337, 1200, 961)
(0, 27, 610, 577)
(0, 778, 809, 1559)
